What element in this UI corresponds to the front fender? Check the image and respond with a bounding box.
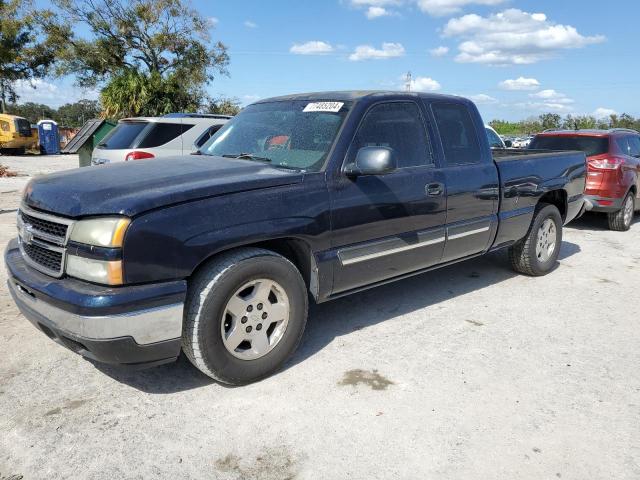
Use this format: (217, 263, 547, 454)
(122, 178, 331, 284)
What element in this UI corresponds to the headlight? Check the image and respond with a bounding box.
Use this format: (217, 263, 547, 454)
(66, 256, 123, 285)
(66, 217, 130, 285)
(69, 217, 130, 248)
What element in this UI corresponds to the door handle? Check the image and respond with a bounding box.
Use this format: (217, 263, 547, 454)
(426, 182, 444, 196)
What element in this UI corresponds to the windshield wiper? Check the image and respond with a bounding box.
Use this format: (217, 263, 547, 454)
(222, 153, 272, 162)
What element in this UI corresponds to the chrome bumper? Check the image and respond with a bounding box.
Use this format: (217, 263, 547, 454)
(8, 278, 184, 345)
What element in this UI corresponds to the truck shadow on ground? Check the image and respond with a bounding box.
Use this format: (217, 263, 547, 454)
(94, 241, 581, 393)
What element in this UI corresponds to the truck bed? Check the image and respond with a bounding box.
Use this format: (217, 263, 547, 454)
(490, 148, 587, 248)
(492, 148, 583, 162)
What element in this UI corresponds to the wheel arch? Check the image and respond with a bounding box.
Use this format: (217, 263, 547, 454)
(538, 189, 567, 221)
(188, 237, 319, 300)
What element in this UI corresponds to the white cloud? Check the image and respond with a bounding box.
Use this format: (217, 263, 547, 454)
(593, 107, 617, 119)
(350, 0, 401, 5)
(244, 20, 257, 28)
(430, 46, 449, 57)
(404, 76, 441, 91)
(468, 93, 497, 104)
(366, 6, 391, 18)
(349, 0, 402, 17)
(349, 0, 506, 17)
(499, 77, 540, 91)
(290, 41, 335, 55)
(529, 89, 573, 104)
(415, 0, 506, 17)
(13, 79, 99, 107)
(515, 101, 573, 114)
(349, 42, 405, 61)
(444, 9, 605, 65)
(207, 17, 219, 27)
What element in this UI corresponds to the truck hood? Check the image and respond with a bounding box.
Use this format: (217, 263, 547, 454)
(23, 155, 304, 217)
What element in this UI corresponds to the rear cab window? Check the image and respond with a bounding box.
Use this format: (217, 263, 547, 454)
(432, 103, 481, 165)
(529, 135, 609, 157)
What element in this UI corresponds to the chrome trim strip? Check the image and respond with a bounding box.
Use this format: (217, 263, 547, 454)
(340, 236, 445, 266)
(9, 279, 184, 345)
(447, 226, 490, 240)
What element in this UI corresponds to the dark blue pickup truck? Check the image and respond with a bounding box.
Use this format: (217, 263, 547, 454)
(5, 91, 587, 384)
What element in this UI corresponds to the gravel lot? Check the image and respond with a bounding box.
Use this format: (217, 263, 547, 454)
(1, 154, 639, 480)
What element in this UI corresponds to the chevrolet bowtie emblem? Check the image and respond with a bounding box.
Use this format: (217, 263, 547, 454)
(19, 222, 34, 245)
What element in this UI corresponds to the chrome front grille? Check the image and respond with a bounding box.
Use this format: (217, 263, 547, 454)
(17, 205, 74, 277)
(19, 211, 69, 242)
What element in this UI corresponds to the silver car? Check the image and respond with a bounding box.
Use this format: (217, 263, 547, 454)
(91, 113, 231, 165)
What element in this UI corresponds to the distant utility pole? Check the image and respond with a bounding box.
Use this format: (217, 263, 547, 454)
(405, 71, 412, 92)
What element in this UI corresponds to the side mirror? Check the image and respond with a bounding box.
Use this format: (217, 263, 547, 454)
(346, 146, 397, 176)
(504, 140, 513, 148)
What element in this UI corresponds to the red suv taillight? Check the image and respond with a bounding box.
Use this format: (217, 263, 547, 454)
(125, 151, 155, 161)
(588, 155, 623, 170)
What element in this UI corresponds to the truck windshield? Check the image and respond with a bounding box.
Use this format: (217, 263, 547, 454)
(530, 135, 609, 157)
(201, 100, 351, 171)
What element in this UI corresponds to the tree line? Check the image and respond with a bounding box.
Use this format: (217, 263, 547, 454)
(1, 0, 240, 120)
(489, 113, 640, 136)
(6, 100, 100, 127)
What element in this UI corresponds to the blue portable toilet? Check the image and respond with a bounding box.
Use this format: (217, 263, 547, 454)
(37, 120, 61, 155)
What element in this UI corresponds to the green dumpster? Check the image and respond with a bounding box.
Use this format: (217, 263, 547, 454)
(61, 119, 116, 167)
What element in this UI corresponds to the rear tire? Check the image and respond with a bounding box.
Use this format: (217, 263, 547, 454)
(607, 193, 635, 231)
(509, 203, 563, 276)
(182, 248, 308, 385)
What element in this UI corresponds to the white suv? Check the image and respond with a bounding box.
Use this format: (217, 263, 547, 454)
(91, 113, 231, 165)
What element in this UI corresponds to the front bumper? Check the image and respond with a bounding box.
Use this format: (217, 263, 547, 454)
(5, 238, 187, 367)
(583, 195, 624, 213)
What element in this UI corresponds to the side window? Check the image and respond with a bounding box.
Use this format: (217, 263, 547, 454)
(627, 136, 640, 157)
(348, 102, 432, 168)
(616, 136, 630, 156)
(432, 103, 481, 165)
(486, 128, 503, 148)
(195, 125, 223, 148)
(137, 123, 194, 148)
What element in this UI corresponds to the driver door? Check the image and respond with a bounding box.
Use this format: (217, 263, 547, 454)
(328, 101, 447, 294)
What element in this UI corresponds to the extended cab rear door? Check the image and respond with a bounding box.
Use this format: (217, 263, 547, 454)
(328, 100, 447, 294)
(428, 101, 499, 262)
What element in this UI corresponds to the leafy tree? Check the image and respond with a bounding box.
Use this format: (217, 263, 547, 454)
(205, 97, 242, 116)
(615, 113, 636, 129)
(6, 101, 56, 123)
(56, 99, 101, 126)
(48, 0, 229, 116)
(539, 113, 562, 131)
(0, 0, 58, 112)
(100, 69, 205, 118)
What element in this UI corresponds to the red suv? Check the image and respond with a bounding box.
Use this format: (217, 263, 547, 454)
(530, 129, 640, 231)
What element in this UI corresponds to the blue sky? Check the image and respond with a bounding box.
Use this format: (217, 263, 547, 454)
(20, 0, 639, 121)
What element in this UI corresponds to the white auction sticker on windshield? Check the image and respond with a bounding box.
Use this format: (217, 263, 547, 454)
(303, 102, 344, 113)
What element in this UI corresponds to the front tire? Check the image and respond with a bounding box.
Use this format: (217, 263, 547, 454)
(509, 203, 563, 276)
(182, 248, 308, 385)
(607, 193, 635, 232)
